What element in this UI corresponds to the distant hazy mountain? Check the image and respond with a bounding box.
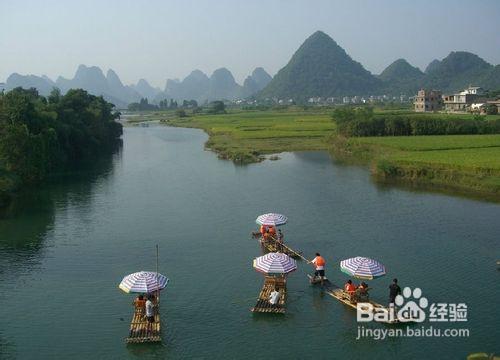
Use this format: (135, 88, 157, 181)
(241, 67, 272, 97)
(258, 31, 381, 100)
(208, 68, 242, 101)
(5, 65, 143, 108)
(155, 67, 271, 103)
(5, 73, 56, 95)
(130, 79, 162, 100)
(159, 69, 210, 103)
(378, 58, 425, 94)
(6, 33, 500, 105)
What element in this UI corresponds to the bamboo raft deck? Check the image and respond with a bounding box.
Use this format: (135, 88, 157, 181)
(308, 275, 399, 324)
(126, 306, 162, 343)
(251, 276, 287, 314)
(259, 236, 303, 260)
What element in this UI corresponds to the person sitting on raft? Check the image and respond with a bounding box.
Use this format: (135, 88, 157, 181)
(263, 228, 271, 241)
(269, 286, 281, 307)
(268, 226, 276, 237)
(355, 282, 370, 302)
(134, 294, 146, 313)
(344, 280, 357, 302)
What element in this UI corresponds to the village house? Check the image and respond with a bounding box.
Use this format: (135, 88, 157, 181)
(414, 89, 443, 112)
(442, 86, 484, 112)
(486, 99, 500, 113)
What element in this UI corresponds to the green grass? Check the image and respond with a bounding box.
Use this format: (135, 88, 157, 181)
(334, 134, 500, 195)
(351, 134, 500, 152)
(165, 109, 335, 162)
(387, 146, 500, 171)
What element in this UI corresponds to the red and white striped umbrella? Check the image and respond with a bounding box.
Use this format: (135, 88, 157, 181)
(118, 271, 169, 294)
(253, 252, 297, 274)
(256, 213, 288, 226)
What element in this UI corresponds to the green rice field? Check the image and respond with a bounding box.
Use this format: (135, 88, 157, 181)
(165, 109, 335, 162)
(349, 135, 500, 170)
(339, 135, 500, 195)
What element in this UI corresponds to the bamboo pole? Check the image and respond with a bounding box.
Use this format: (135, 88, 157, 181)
(156, 244, 160, 310)
(267, 234, 310, 262)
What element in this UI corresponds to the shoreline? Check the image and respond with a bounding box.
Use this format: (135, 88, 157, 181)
(330, 135, 500, 202)
(124, 111, 500, 202)
(163, 109, 334, 164)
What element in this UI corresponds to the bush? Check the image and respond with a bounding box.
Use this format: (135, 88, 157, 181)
(333, 110, 500, 137)
(486, 104, 498, 115)
(176, 109, 187, 118)
(207, 101, 226, 115)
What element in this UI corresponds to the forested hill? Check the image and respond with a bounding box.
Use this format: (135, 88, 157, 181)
(258, 31, 500, 100)
(258, 31, 381, 101)
(0, 87, 123, 206)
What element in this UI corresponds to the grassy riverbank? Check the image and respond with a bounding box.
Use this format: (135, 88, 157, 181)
(125, 108, 500, 198)
(165, 108, 335, 163)
(331, 134, 500, 197)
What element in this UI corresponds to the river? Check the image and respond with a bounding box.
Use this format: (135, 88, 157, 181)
(0, 126, 499, 359)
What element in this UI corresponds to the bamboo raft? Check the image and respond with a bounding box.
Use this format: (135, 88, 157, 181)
(251, 276, 287, 314)
(259, 236, 303, 260)
(308, 275, 399, 324)
(126, 305, 161, 343)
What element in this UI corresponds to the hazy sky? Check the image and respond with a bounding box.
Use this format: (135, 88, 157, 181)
(2, 0, 500, 88)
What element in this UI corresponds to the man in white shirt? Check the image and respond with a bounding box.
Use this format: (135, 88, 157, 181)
(145, 296, 155, 333)
(269, 287, 281, 306)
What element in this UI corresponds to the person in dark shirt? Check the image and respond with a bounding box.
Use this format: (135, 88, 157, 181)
(389, 278, 401, 305)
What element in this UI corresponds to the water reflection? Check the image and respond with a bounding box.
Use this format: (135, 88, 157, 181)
(327, 150, 500, 203)
(0, 142, 122, 277)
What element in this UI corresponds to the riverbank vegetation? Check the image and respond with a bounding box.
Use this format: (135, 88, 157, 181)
(330, 107, 500, 197)
(125, 105, 500, 198)
(333, 107, 500, 137)
(0, 87, 123, 207)
(331, 135, 500, 196)
(165, 107, 335, 163)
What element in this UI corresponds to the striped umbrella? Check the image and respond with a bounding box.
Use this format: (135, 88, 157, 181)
(256, 213, 288, 226)
(118, 271, 169, 294)
(253, 252, 297, 274)
(340, 257, 386, 280)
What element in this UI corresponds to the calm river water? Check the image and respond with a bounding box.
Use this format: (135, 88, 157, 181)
(0, 126, 499, 359)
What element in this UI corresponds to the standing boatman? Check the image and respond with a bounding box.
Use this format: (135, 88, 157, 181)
(389, 278, 402, 308)
(309, 252, 326, 285)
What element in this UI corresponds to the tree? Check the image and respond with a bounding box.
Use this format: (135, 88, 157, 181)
(0, 87, 122, 186)
(176, 109, 187, 118)
(168, 99, 177, 109)
(486, 104, 498, 115)
(48, 87, 61, 104)
(128, 98, 158, 111)
(208, 101, 226, 114)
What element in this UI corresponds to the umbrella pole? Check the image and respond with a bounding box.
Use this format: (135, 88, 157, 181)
(156, 244, 160, 311)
